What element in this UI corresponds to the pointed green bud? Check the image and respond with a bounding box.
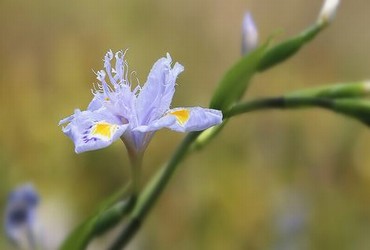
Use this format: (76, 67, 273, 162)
(257, 24, 323, 72)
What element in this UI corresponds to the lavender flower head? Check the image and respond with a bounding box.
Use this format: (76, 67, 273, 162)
(4, 184, 39, 248)
(59, 50, 223, 155)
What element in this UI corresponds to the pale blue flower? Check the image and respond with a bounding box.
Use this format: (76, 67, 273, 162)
(4, 184, 39, 248)
(60, 50, 223, 154)
(242, 12, 258, 55)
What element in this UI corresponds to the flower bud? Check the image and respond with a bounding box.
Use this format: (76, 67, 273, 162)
(318, 0, 340, 25)
(242, 12, 259, 55)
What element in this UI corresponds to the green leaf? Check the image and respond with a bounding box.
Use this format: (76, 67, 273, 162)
(60, 184, 132, 250)
(59, 218, 97, 250)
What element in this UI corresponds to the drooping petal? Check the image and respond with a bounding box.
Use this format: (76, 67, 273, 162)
(136, 53, 184, 125)
(135, 107, 223, 133)
(60, 109, 128, 153)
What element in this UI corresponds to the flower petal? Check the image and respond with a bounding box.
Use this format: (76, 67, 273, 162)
(134, 115, 177, 133)
(87, 94, 104, 111)
(60, 109, 128, 153)
(135, 107, 223, 133)
(136, 53, 184, 125)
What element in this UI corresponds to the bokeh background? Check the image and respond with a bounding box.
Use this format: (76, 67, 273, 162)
(1, 0, 370, 249)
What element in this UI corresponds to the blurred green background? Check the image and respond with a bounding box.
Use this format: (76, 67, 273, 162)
(1, 0, 370, 249)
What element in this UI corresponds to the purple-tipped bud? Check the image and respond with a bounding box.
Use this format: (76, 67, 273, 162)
(318, 0, 340, 24)
(241, 12, 259, 55)
(4, 184, 40, 249)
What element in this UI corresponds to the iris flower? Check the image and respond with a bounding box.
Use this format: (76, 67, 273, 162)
(4, 184, 39, 248)
(60, 50, 223, 155)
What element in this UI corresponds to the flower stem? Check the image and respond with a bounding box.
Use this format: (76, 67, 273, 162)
(224, 96, 333, 118)
(193, 96, 333, 152)
(109, 131, 201, 250)
(130, 153, 143, 197)
(124, 142, 144, 197)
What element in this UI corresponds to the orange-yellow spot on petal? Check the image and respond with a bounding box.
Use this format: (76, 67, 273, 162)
(170, 109, 190, 125)
(92, 122, 117, 139)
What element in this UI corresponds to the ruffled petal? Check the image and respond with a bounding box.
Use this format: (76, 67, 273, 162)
(136, 53, 184, 125)
(135, 107, 223, 133)
(60, 109, 128, 153)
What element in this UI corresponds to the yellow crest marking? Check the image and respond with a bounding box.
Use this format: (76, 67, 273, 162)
(170, 109, 190, 125)
(92, 122, 117, 139)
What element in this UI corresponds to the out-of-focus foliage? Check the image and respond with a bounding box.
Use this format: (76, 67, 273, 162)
(1, 0, 370, 249)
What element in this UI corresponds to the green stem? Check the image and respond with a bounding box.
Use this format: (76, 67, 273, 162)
(130, 153, 143, 197)
(124, 141, 144, 197)
(224, 96, 333, 118)
(109, 131, 201, 250)
(60, 182, 134, 250)
(192, 96, 333, 153)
